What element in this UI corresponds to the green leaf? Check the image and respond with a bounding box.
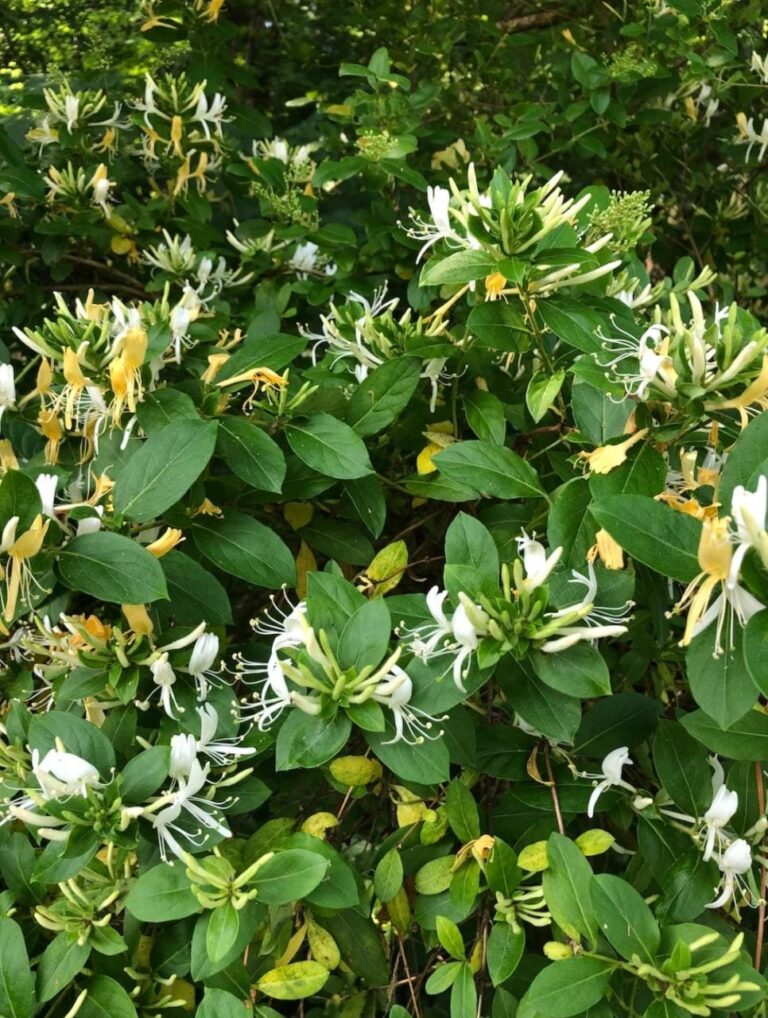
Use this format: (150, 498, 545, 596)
(298, 517, 374, 565)
(0, 469, 41, 533)
(745, 610, 768, 695)
(79, 975, 138, 1018)
(251, 849, 329, 904)
(591, 495, 701, 582)
(591, 874, 659, 963)
(450, 963, 477, 1018)
(113, 419, 218, 521)
(58, 532, 168, 603)
(0, 918, 34, 1018)
(343, 475, 387, 537)
(542, 833, 597, 945)
(37, 933, 91, 1003)
(446, 780, 481, 842)
(589, 444, 667, 498)
(466, 302, 529, 352)
(526, 369, 565, 423)
(445, 512, 500, 587)
(159, 551, 232, 626)
(193, 511, 295, 588)
(719, 413, 768, 509)
(686, 625, 756, 728)
(680, 709, 768, 761)
(533, 644, 611, 698)
(216, 416, 286, 493)
(336, 598, 391, 672)
(346, 357, 422, 436)
(206, 902, 240, 963)
(197, 988, 252, 1018)
(314, 909, 389, 984)
(537, 298, 607, 354)
(374, 848, 403, 902)
(120, 746, 170, 803)
(464, 390, 506, 444)
(436, 915, 465, 959)
(575, 692, 662, 757)
(547, 478, 596, 568)
(136, 389, 198, 432)
(653, 720, 711, 817)
(512, 664, 582, 745)
(125, 863, 199, 922)
(275, 711, 351, 770)
(485, 838, 521, 897)
(519, 956, 614, 1018)
(287, 413, 372, 479)
(487, 924, 524, 986)
(366, 723, 450, 782)
(435, 440, 542, 499)
(421, 249, 499, 285)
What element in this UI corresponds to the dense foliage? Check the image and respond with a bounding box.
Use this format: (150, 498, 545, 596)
(1, 2, 767, 1017)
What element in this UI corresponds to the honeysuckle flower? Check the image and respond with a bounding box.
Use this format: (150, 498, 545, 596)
(1, 513, 50, 622)
(0, 364, 16, 424)
(736, 112, 768, 162)
(581, 428, 650, 475)
(139, 652, 183, 717)
(33, 747, 102, 799)
(707, 838, 753, 910)
(35, 474, 58, 518)
(186, 632, 221, 700)
(537, 561, 632, 652)
(728, 476, 768, 578)
(406, 185, 462, 261)
(588, 529, 624, 570)
(673, 516, 764, 652)
(169, 734, 198, 780)
(192, 91, 228, 140)
(150, 759, 231, 862)
(194, 703, 254, 766)
(143, 231, 197, 275)
(599, 319, 676, 399)
(517, 532, 562, 590)
(90, 164, 114, 214)
(702, 784, 739, 862)
(369, 665, 445, 745)
(407, 586, 489, 690)
(289, 241, 336, 279)
(169, 286, 202, 362)
(582, 747, 635, 817)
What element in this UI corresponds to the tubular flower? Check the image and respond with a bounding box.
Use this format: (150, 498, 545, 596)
(1, 514, 50, 621)
(672, 516, 764, 653)
(581, 747, 636, 817)
(108, 326, 147, 423)
(707, 839, 753, 911)
(581, 428, 649, 475)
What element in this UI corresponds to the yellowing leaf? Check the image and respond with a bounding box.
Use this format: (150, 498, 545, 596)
(362, 540, 408, 597)
(307, 920, 341, 969)
(257, 960, 329, 1000)
(295, 539, 317, 599)
(518, 841, 549, 873)
(575, 829, 615, 857)
(330, 755, 382, 786)
(284, 502, 314, 529)
(301, 812, 338, 838)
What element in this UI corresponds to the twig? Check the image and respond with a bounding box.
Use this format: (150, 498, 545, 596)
(397, 937, 422, 1017)
(544, 745, 565, 836)
(755, 762, 766, 970)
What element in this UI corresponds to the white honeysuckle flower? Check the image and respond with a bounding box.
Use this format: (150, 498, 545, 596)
(186, 632, 221, 700)
(169, 733, 197, 780)
(752, 52, 768, 83)
(702, 784, 739, 862)
(582, 747, 635, 818)
(76, 507, 104, 536)
(728, 476, 767, 582)
(143, 231, 197, 275)
(33, 748, 102, 799)
(289, 241, 336, 279)
(517, 532, 562, 590)
(406, 587, 488, 691)
(151, 759, 231, 862)
(140, 652, 184, 717)
(193, 91, 228, 139)
(689, 581, 764, 648)
(35, 474, 59, 518)
(539, 561, 632, 652)
(598, 318, 676, 399)
(707, 838, 753, 910)
(406, 185, 460, 262)
(169, 286, 202, 362)
(739, 115, 768, 162)
(369, 665, 445, 745)
(195, 703, 254, 766)
(0, 364, 16, 423)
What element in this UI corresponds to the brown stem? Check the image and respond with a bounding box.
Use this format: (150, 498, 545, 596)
(755, 762, 766, 971)
(544, 745, 565, 836)
(397, 937, 422, 1017)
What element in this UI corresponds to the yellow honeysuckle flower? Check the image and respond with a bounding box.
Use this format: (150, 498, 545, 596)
(484, 271, 507, 301)
(2, 514, 50, 621)
(217, 366, 287, 390)
(417, 421, 455, 474)
(39, 409, 63, 464)
(122, 603, 154, 636)
(170, 116, 184, 158)
(146, 528, 184, 558)
(707, 354, 768, 428)
(201, 352, 230, 383)
(581, 428, 649, 475)
(588, 529, 624, 570)
(0, 440, 19, 472)
(109, 326, 148, 423)
(190, 498, 222, 517)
